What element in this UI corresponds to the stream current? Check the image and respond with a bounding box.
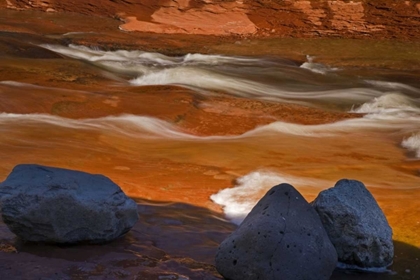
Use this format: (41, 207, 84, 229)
(1, 42, 420, 278)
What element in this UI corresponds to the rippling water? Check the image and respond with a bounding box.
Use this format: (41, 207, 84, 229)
(1, 40, 420, 277)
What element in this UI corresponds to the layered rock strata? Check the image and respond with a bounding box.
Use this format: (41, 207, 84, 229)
(2, 0, 420, 39)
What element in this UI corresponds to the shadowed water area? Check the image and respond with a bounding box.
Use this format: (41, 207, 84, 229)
(0, 10, 419, 279)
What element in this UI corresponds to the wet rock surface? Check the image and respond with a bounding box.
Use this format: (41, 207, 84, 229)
(215, 184, 337, 280)
(312, 179, 394, 269)
(0, 199, 235, 280)
(0, 164, 139, 244)
(1, 199, 419, 280)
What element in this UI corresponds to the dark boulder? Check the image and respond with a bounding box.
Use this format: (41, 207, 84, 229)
(312, 179, 393, 269)
(0, 164, 139, 244)
(215, 183, 337, 280)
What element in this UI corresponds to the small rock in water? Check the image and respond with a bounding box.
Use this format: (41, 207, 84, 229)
(0, 164, 139, 244)
(215, 183, 337, 280)
(312, 179, 393, 269)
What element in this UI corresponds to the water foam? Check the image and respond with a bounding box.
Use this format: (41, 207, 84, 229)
(62, 31, 96, 36)
(351, 93, 420, 117)
(41, 44, 388, 104)
(0, 81, 43, 88)
(364, 80, 420, 93)
(41, 44, 257, 67)
(351, 93, 420, 157)
(130, 67, 384, 103)
(300, 55, 338, 75)
(210, 170, 327, 225)
(402, 133, 420, 158)
(1, 111, 419, 142)
(41, 45, 420, 103)
(0, 113, 198, 139)
(182, 53, 260, 65)
(35, 45, 420, 155)
(14, 112, 420, 159)
(244, 115, 420, 138)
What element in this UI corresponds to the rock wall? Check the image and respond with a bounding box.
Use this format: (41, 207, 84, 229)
(3, 0, 420, 39)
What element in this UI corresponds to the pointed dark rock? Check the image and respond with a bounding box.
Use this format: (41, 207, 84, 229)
(215, 183, 337, 280)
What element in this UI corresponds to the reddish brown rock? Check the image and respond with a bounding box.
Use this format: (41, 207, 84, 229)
(119, 0, 257, 35)
(2, 0, 420, 39)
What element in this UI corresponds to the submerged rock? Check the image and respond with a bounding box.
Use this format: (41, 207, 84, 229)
(0, 164, 138, 244)
(312, 179, 393, 269)
(215, 183, 337, 280)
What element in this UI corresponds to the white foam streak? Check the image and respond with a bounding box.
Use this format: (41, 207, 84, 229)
(1, 112, 419, 141)
(62, 31, 96, 36)
(210, 171, 327, 225)
(0, 80, 94, 95)
(182, 53, 259, 65)
(41, 44, 180, 67)
(130, 68, 203, 87)
(402, 133, 420, 158)
(244, 115, 420, 138)
(130, 67, 254, 92)
(41, 44, 257, 67)
(0, 81, 46, 88)
(130, 67, 382, 102)
(364, 80, 420, 93)
(41, 44, 388, 103)
(98, 115, 195, 139)
(300, 62, 332, 75)
(17, 45, 420, 157)
(0, 113, 197, 139)
(0, 81, 35, 88)
(41, 45, 420, 106)
(348, 94, 420, 155)
(300, 55, 338, 75)
(351, 93, 420, 116)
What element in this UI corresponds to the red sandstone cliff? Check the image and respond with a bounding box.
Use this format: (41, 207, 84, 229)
(2, 0, 420, 39)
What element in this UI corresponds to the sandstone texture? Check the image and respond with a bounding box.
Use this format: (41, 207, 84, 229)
(0, 164, 139, 244)
(2, 0, 420, 39)
(312, 179, 394, 269)
(215, 183, 337, 280)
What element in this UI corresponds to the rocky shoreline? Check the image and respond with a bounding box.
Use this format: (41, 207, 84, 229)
(0, 166, 418, 279)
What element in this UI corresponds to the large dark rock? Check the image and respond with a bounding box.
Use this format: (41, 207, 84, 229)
(215, 183, 337, 280)
(0, 164, 139, 244)
(312, 179, 393, 269)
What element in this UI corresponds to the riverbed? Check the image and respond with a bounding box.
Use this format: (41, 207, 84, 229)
(0, 10, 419, 279)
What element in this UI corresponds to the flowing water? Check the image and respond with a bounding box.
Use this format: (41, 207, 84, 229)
(1, 24, 420, 278)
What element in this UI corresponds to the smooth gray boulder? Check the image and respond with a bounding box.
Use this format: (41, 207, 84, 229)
(312, 179, 393, 269)
(0, 164, 139, 244)
(215, 183, 337, 280)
